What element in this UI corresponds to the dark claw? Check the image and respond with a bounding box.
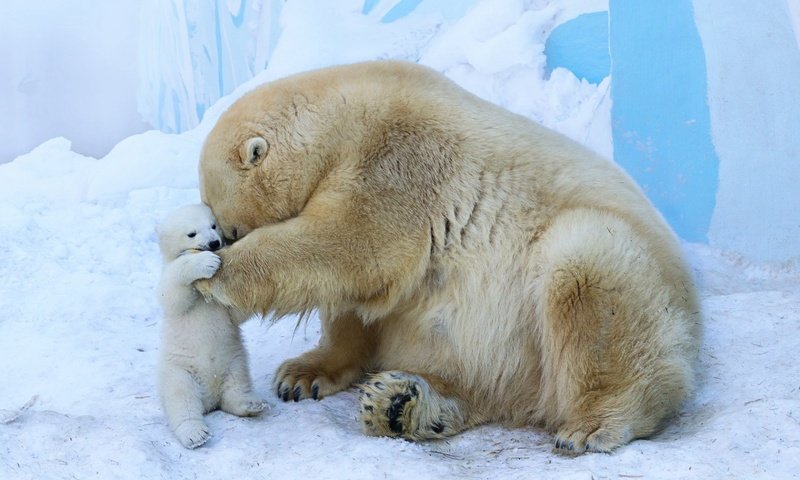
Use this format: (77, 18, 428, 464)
(293, 386, 301, 402)
(311, 384, 319, 400)
(432, 421, 444, 434)
(363, 405, 373, 412)
(373, 381, 385, 390)
(556, 439, 575, 450)
(280, 387, 290, 402)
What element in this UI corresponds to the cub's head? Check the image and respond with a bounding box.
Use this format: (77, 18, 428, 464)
(156, 204, 222, 262)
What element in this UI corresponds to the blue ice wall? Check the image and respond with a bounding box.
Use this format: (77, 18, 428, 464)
(609, 0, 719, 242)
(138, 0, 283, 134)
(545, 12, 610, 84)
(363, 0, 474, 23)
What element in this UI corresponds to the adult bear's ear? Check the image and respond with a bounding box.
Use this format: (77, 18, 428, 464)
(239, 136, 269, 169)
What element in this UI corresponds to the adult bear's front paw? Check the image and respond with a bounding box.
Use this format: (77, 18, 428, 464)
(194, 277, 213, 300)
(274, 352, 360, 402)
(193, 275, 234, 308)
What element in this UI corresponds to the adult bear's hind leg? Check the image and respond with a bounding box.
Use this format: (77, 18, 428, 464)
(536, 209, 696, 454)
(358, 371, 476, 441)
(275, 311, 377, 401)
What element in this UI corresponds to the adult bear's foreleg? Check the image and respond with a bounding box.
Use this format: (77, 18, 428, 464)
(274, 311, 378, 401)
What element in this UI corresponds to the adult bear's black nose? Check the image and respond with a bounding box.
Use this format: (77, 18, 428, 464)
(209, 240, 221, 251)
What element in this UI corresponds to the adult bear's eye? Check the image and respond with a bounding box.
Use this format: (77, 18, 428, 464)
(211, 224, 216, 230)
(188, 232, 196, 238)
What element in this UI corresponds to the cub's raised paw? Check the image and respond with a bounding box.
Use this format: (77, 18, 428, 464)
(358, 371, 464, 441)
(190, 251, 221, 280)
(174, 419, 212, 449)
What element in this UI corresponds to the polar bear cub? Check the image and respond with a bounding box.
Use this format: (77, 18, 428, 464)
(156, 203, 267, 449)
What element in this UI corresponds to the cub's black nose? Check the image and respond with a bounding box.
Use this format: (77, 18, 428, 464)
(209, 240, 221, 251)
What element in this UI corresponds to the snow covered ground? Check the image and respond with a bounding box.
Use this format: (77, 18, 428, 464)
(2, 1, 799, 478)
(1, 136, 798, 480)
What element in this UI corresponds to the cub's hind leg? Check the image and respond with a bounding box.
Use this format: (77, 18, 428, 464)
(220, 348, 269, 417)
(275, 311, 377, 401)
(535, 209, 697, 454)
(159, 365, 212, 449)
(358, 371, 477, 441)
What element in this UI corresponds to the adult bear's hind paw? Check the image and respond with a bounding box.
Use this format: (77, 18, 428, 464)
(358, 371, 466, 441)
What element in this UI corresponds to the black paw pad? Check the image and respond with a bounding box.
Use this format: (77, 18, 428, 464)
(387, 393, 413, 434)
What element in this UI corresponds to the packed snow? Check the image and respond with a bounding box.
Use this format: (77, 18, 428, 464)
(1, 1, 799, 479)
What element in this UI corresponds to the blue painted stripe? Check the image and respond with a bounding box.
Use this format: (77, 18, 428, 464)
(610, 0, 719, 242)
(362, 0, 380, 15)
(382, 0, 423, 23)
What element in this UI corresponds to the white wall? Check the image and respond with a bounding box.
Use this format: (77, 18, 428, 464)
(0, 0, 150, 162)
(694, 0, 800, 262)
(788, 0, 800, 48)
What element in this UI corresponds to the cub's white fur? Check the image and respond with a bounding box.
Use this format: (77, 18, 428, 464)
(156, 204, 267, 449)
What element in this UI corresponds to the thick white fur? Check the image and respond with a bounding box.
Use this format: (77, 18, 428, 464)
(197, 61, 701, 454)
(156, 204, 266, 449)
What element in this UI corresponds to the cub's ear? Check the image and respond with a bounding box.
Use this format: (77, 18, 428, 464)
(239, 136, 269, 169)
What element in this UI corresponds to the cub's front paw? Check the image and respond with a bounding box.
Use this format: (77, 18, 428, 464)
(224, 396, 270, 417)
(190, 251, 221, 280)
(174, 419, 212, 449)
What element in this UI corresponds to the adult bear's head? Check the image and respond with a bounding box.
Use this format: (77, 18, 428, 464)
(199, 61, 457, 243)
(198, 65, 367, 243)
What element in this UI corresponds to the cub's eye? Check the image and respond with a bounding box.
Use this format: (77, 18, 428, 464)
(187, 232, 196, 238)
(211, 224, 216, 230)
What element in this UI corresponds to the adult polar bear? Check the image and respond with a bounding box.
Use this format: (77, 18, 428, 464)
(196, 61, 700, 454)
